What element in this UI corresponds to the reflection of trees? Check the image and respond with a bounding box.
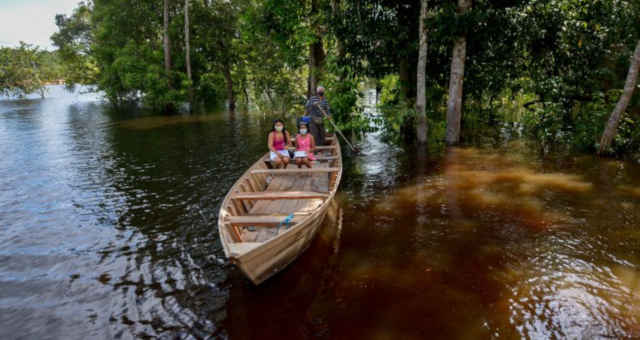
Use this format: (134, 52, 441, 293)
(443, 148, 464, 223)
(65, 107, 278, 337)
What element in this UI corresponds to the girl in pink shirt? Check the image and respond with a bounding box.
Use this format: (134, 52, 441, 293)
(267, 119, 291, 168)
(293, 121, 316, 168)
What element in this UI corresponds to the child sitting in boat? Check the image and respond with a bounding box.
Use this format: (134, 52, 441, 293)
(268, 119, 291, 168)
(293, 118, 316, 168)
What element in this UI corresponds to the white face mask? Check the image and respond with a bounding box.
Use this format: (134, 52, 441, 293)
(300, 128, 308, 135)
(275, 125, 283, 132)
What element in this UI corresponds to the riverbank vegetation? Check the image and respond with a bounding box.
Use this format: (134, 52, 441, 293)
(0, 43, 66, 97)
(1, 0, 639, 157)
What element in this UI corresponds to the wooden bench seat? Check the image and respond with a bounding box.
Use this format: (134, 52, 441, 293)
(241, 161, 330, 242)
(232, 191, 329, 200)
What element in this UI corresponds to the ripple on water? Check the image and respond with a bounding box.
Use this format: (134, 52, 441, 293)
(3, 90, 640, 339)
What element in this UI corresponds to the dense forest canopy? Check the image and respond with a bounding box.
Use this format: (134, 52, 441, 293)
(1, 0, 639, 156)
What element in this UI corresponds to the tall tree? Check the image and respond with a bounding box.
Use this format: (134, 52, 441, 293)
(51, 3, 96, 86)
(445, 0, 472, 145)
(308, 0, 326, 97)
(163, 0, 172, 88)
(598, 40, 640, 154)
(415, 0, 429, 143)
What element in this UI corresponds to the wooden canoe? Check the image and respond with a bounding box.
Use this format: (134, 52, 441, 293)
(218, 135, 342, 284)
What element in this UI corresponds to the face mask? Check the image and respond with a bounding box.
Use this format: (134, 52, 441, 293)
(275, 125, 283, 132)
(300, 128, 308, 134)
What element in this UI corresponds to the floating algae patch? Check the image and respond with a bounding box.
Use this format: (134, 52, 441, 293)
(449, 168, 592, 194)
(371, 178, 443, 215)
(465, 188, 568, 229)
(442, 148, 593, 230)
(619, 185, 640, 198)
(119, 114, 223, 130)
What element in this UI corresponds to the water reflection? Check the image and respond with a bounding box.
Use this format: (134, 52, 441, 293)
(2, 88, 640, 339)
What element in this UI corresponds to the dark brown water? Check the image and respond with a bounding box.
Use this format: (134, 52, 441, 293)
(1, 87, 640, 339)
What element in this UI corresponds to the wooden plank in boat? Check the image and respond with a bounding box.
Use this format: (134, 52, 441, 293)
(232, 191, 329, 200)
(247, 175, 295, 241)
(251, 168, 339, 174)
(285, 145, 335, 150)
(240, 161, 332, 242)
(315, 155, 338, 161)
(226, 215, 302, 225)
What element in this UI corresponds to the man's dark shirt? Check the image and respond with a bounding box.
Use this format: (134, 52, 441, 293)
(305, 95, 330, 118)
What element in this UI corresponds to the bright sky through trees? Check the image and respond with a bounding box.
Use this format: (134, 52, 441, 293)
(0, 0, 79, 49)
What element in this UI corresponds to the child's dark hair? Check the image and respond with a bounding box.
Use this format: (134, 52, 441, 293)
(270, 119, 288, 145)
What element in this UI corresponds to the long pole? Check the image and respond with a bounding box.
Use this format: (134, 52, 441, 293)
(314, 104, 359, 152)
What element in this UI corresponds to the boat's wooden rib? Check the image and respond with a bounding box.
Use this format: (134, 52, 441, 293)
(231, 191, 329, 200)
(285, 145, 336, 150)
(218, 134, 342, 284)
(314, 155, 338, 161)
(225, 215, 304, 226)
(250, 168, 339, 174)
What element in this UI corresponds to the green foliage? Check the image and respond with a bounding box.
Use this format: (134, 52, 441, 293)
(51, 2, 98, 86)
(376, 74, 419, 144)
(323, 54, 370, 133)
(0, 43, 65, 97)
(520, 94, 615, 153)
(33, 0, 640, 155)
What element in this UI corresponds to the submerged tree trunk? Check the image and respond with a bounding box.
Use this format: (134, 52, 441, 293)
(599, 40, 640, 154)
(184, 0, 192, 109)
(445, 0, 472, 145)
(399, 58, 410, 100)
(223, 62, 235, 112)
(415, 0, 429, 144)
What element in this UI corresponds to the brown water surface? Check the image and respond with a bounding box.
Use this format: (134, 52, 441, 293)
(1, 87, 640, 339)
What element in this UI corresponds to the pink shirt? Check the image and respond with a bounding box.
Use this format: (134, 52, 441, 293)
(295, 134, 315, 160)
(272, 132, 286, 150)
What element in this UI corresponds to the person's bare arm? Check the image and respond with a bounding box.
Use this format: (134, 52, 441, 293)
(286, 131, 293, 147)
(310, 134, 316, 152)
(267, 132, 275, 152)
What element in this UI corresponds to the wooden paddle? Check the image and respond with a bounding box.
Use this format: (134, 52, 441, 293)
(314, 103, 360, 153)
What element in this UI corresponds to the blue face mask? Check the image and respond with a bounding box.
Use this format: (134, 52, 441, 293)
(300, 128, 308, 135)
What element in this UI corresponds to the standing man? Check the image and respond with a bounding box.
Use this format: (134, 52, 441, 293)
(305, 86, 331, 145)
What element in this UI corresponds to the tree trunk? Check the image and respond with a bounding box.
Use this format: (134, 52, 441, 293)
(308, 0, 325, 98)
(415, 0, 429, 144)
(445, 0, 472, 145)
(309, 44, 317, 97)
(331, 0, 347, 82)
(399, 58, 410, 100)
(223, 62, 235, 112)
(163, 0, 172, 88)
(308, 42, 325, 98)
(184, 0, 192, 109)
(598, 40, 640, 154)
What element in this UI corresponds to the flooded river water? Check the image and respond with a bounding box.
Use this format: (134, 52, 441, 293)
(1, 87, 639, 339)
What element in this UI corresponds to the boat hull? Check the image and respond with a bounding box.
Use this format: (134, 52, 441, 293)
(218, 135, 342, 284)
(233, 208, 329, 284)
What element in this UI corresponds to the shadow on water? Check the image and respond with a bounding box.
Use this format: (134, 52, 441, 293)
(1, 87, 640, 339)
